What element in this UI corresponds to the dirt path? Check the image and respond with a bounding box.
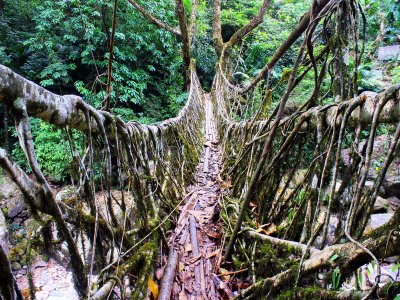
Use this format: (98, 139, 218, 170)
(159, 94, 226, 299)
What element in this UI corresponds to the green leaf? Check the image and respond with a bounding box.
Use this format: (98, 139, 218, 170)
(329, 254, 339, 262)
(40, 79, 55, 87)
(332, 267, 341, 291)
(392, 264, 400, 272)
(183, 0, 192, 14)
(371, 260, 375, 270)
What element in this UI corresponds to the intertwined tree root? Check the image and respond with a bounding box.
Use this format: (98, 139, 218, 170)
(0, 62, 206, 297)
(1, 0, 400, 298)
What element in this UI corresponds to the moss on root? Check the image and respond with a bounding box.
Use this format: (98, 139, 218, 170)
(276, 287, 348, 300)
(115, 236, 159, 299)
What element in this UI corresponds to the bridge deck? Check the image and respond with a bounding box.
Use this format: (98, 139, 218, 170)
(159, 94, 228, 299)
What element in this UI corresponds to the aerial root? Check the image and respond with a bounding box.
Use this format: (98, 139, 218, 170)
(0, 64, 206, 298)
(238, 210, 400, 299)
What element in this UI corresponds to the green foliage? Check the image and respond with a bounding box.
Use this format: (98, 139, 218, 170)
(363, 0, 400, 44)
(12, 119, 82, 181)
(0, 46, 11, 65)
(243, 2, 308, 74)
(391, 65, 400, 84)
(183, 0, 192, 15)
(331, 267, 342, 291)
(1, 0, 185, 120)
(221, 0, 259, 30)
(191, 0, 217, 88)
(329, 254, 339, 262)
(295, 189, 305, 205)
(355, 268, 363, 290)
(366, 260, 376, 277)
(286, 207, 295, 223)
(0, 0, 190, 179)
(392, 261, 400, 273)
(358, 62, 386, 92)
(323, 194, 330, 205)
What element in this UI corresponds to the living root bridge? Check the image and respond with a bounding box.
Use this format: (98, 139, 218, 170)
(213, 64, 400, 205)
(1, 0, 400, 296)
(0, 63, 206, 297)
(212, 43, 400, 296)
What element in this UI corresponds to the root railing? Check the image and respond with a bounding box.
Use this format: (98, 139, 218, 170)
(213, 57, 400, 297)
(0, 62, 205, 297)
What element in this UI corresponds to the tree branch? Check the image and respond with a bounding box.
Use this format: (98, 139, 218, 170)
(245, 229, 321, 255)
(225, 0, 271, 51)
(0, 64, 200, 133)
(127, 0, 181, 36)
(212, 0, 223, 57)
(241, 0, 332, 93)
(175, 0, 191, 79)
(0, 244, 22, 300)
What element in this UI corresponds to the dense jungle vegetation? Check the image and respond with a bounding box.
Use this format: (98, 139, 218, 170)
(0, 0, 399, 181)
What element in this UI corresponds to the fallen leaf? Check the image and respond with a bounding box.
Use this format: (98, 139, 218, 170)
(255, 223, 277, 236)
(227, 176, 233, 187)
(179, 262, 185, 272)
(219, 268, 229, 275)
(217, 174, 224, 182)
(185, 253, 202, 265)
(220, 177, 233, 190)
(179, 290, 188, 300)
(220, 182, 228, 190)
(206, 249, 219, 259)
(206, 231, 222, 239)
(155, 267, 164, 281)
(173, 282, 182, 295)
(148, 278, 159, 300)
(180, 272, 193, 293)
(184, 243, 192, 252)
(219, 267, 231, 281)
(22, 289, 30, 299)
(237, 281, 251, 290)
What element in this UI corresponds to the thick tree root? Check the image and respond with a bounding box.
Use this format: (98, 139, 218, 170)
(238, 209, 400, 299)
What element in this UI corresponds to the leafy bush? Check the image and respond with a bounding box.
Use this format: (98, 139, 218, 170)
(12, 118, 82, 182)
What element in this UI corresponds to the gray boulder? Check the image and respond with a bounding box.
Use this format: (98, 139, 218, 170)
(373, 196, 390, 213)
(0, 209, 9, 254)
(382, 176, 400, 199)
(387, 196, 400, 212)
(378, 45, 400, 61)
(0, 177, 26, 219)
(364, 213, 393, 235)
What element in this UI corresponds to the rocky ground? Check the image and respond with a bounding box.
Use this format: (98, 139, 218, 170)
(0, 175, 78, 300)
(341, 135, 400, 232)
(16, 258, 79, 300)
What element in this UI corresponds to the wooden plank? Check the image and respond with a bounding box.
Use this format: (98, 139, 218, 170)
(158, 249, 179, 300)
